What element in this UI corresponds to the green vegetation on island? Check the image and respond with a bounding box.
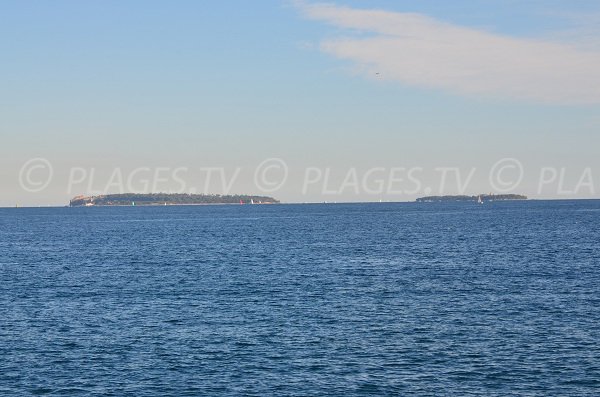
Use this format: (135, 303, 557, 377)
(69, 193, 279, 207)
(416, 194, 527, 203)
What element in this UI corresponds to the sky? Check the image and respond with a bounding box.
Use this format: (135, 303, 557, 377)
(1, 0, 600, 205)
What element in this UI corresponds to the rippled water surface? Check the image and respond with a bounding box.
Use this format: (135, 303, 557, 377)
(1, 201, 600, 395)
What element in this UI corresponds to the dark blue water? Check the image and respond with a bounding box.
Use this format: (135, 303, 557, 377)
(1, 201, 599, 396)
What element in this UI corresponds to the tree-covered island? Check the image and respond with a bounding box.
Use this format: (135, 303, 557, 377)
(416, 194, 527, 203)
(69, 193, 279, 207)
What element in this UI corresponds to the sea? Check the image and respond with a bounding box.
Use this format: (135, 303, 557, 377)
(1, 200, 599, 396)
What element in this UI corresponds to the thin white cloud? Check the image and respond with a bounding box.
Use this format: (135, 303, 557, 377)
(298, 2, 600, 104)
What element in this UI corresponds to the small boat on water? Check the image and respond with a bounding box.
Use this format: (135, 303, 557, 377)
(478, 195, 484, 204)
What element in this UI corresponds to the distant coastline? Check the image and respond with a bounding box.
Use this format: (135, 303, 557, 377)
(416, 194, 527, 203)
(69, 193, 279, 207)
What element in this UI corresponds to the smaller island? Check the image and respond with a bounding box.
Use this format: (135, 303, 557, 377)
(69, 193, 279, 207)
(416, 194, 527, 203)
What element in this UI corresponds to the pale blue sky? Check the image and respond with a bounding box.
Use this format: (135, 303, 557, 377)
(1, 1, 599, 205)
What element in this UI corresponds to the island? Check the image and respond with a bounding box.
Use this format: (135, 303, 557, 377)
(416, 194, 527, 203)
(69, 193, 279, 207)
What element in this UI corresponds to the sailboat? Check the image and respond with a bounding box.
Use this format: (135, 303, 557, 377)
(477, 195, 484, 204)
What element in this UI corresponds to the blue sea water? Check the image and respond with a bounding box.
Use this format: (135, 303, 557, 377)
(1, 200, 599, 396)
